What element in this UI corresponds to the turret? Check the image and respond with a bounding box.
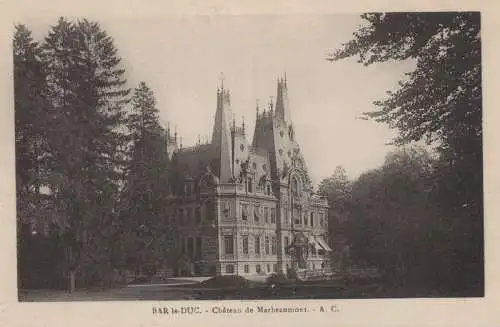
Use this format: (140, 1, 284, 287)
(211, 81, 233, 182)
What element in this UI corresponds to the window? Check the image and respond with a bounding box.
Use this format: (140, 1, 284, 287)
(264, 207, 269, 223)
(196, 236, 202, 259)
(291, 177, 299, 196)
(247, 178, 253, 193)
(267, 264, 271, 272)
(319, 213, 324, 226)
(303, 212, 308, 226)
(241, 204, 248, 221)
(294, 208, 300, 225)
(313, 263, 316, 270)
(284, 236, 290, 255)
(311, 243, 317, 255)
(283, 202, 288, 223)
(244, 265, 249, 273)
(271, 236, 277, 255)
(178, 208, 184, 224)
(224, 235, 234, 254)
(270, 208, 276, 223)
(254, 205, 260, 222)
(206, 202, 214, 220)
(256, 264, 261, 273)
(310, 212, 314, 227)
(196, 207, 201, 223)
(265, 236, 270, 254)
(273, 264, 277, 272)
(266, 184, 271, 195)
(226, 265, 234, 274)
(240, 144, 245, 152)
(242, 235, 249, 254)
(187, 237, 194, 258)
(223, 202, 230, 218)
(252, 162, 257, 170)
(255, 236, 261, 254)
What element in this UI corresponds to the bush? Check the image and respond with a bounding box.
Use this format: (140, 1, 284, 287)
(266, 272, 288, 285)
(199, 275, 254, 289)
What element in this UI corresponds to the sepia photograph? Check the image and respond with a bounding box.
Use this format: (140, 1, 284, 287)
(13, 11, 484, 304)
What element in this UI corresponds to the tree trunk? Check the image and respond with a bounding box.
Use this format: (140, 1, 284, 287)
(69, 270, 76, 293)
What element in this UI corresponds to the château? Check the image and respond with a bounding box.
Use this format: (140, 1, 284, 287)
(164, 76, 331, 277)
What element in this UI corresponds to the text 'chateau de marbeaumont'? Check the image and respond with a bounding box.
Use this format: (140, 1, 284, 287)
(161, 76, 332, 277)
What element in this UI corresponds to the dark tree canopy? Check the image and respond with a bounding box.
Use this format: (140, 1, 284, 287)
(326, 12, 483, 296)
(330, 12, 481, 157)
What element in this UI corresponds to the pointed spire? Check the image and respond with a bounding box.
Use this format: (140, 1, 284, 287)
(211, 79, 233, 182)
(242, 116, 245, 133)
(218, 71, 225, 91)
(275, 74, 290, 122)
(256, 99, 260, 117)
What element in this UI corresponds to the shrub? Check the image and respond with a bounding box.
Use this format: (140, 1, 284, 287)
(266, 272, 288, 285)
(199, 275, 254, 288)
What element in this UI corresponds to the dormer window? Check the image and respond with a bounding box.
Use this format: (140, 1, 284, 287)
(291, 176, 300, 197)
(266, 183, 272, 196)
(289, 125, 294, 141)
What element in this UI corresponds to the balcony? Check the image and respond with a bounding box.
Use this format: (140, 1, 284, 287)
(216, 183, 274, 198)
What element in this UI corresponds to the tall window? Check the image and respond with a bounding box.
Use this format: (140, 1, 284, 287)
(187, 237, 194, 258)
(242, 235, 249, 254)
(256, 264, 261, 273)
(195, 207, 201, 223)
(178, 208, 184, 224)
(206, 202, 214, 220)
(284, 236, 290, 255)
(265, 236, 270, 254)
(225, 265, 234, 274)
(255, 236, 261, 254)
(264, 207, 269, 223)
(244, 265, 249, 273)
(247, 178, 253, 193)
(303, 212, 308, 226)
(224, 235, 234, 254)
(241, 204, 248, 221)
(310, 212, 314, 227)
(270, 208, 276, 224)
(271, 236, 277, 254)
(254, 205, 260, 223)
(291, 177, 299, 196)
(293, 208, 300, 225)
(283, 202, 288, 224)
(196, 236, 202, 259)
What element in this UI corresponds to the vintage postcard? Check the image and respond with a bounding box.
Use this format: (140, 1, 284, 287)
(1, 0, 499, 326)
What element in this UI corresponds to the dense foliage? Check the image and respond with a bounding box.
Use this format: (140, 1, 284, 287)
(14, 19, 171, 290)
(322, 12, 483, 296)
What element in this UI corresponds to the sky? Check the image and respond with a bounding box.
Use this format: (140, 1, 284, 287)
(24, 14, 415, 185)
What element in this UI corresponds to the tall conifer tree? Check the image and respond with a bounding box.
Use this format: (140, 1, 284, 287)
(42, 17, 130, 290)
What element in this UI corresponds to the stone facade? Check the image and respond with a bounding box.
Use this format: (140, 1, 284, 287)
(165, 77, 331, 277)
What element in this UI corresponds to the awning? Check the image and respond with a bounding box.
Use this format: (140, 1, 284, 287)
(308, 235, 323, 251)
(316, 237, 333, 251)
